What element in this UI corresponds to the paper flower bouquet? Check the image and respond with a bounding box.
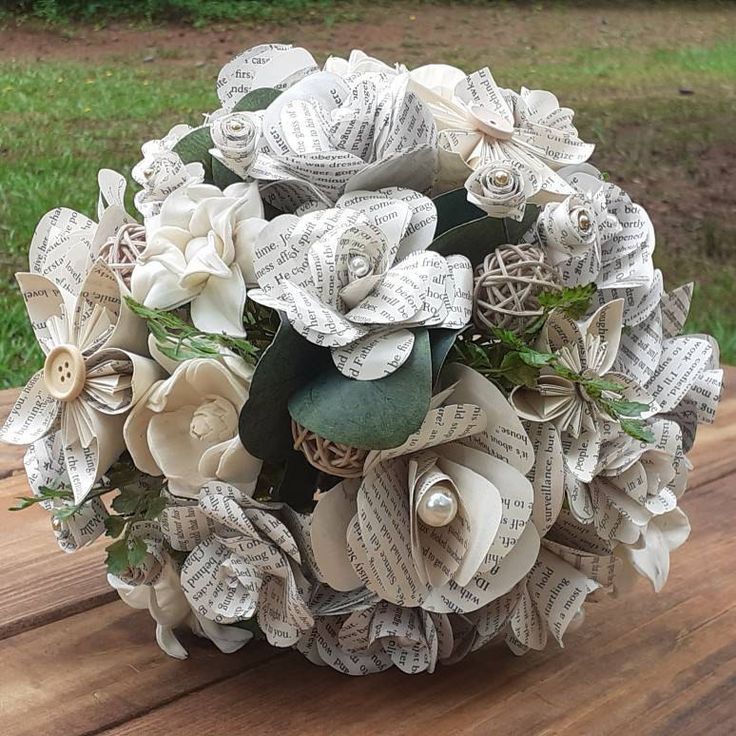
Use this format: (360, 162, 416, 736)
(3, 44, 723, 675)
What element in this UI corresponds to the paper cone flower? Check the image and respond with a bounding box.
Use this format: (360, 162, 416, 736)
(249, 188, 471, 379)
(410, 64, 593, 198)
(0, 261, 163, 502)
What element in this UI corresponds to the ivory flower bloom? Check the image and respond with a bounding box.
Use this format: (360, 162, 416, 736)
(124, 358, 261, 498)
(410, 63, 593, 197)
(131, 181, 267, 337)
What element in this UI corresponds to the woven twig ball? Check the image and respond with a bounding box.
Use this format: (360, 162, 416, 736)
(292, 421, 367, 479)
(98, 223, 146, 287)
(473, 243, 561, 333)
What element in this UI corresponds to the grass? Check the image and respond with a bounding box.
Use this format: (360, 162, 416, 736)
(0, 10, 735, 387)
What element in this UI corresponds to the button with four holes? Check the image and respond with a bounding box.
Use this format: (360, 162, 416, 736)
(43, 344, 86, 402)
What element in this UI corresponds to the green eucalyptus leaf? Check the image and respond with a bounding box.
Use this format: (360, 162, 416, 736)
(429, 328, 462, 383)
(232, 87, 282, 112)
(212, 157, 243, 189)
(239, 317, 331, 462)
(432, 188, 486, 236)
(288, 330, 433, 450)
(429, 216, 507, 268)
(172, 126, 214, 182)
(274, 450, 321, 512)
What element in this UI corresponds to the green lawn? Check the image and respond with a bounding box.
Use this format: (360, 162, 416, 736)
(1, 14, 735, 387)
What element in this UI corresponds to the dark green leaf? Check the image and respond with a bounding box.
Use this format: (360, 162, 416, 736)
(104, 515, 126, 538)
(606, 399, 651, 418)
(111, 490, 142, 515)
(502, 204, 540, 244)
(172, 126, 214, 182)
(518, 348, 556, 368)
(288, 330, 433, 449)
(127, 536, 149, 568)
(499, 351, 539, 387)
(232, 87, 282, 112)
(429, 215, 508, 268)
(429, 328, 462, 383)
(432, 188, 486, 236)
(144, 496, 168, 520)
(619, 418, 655, 443)
(105, 539, 130, 576)
(239, 316, 331, 462)
(538, 283, 597, 320)
(273, 450, 321, 512)
(212, 157, 243, 189)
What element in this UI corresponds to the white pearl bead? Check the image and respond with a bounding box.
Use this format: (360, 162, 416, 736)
(491, 170, 511, 188)
(230, 120, 243, 131)
(417, 485, 459, 527)
(577, 211, 592, 232)
(348, 254, 371, 279)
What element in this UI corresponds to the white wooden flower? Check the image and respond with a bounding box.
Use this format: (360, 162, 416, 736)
(132, 124, 204, 219)
(297, 600, 454, 675)
(179, 482, 314, 647)
(565, 419, 687, 545)
(130, 181, 267, 337)
(249, 188, 472, 379)
(0, 262, 163, 502)
(249, 69, 438, 209)
(310, 364, 540, 613)
(509, 299, 656, 481)
(124, 358, 261, 498)
(409, 63, 593, 199)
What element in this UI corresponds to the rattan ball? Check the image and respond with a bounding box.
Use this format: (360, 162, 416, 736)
(292, 421, 367, 479)
(98, 223, 146, 286)
(473, 243, 561, 333)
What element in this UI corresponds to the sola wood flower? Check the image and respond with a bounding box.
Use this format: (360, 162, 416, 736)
(565, 418, 687, 546)
(249, 69, 438, 209)
(132, 124, 204, 219)
(124, 357, 261, 498)
(0, 261, 163, 502)
(310, 364, 540, 613)
(536, 164, 658, 326)
(297, 599, 455, 675)
(131, 181, 267, 336)
(409, 63, 593, 199)
(249, 188, 471, 379)
(509, 299, 655, 481)
(180, 481, 314, 647)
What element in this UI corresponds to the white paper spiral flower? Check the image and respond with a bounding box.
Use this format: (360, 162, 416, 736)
(465, 158, 542, 220)
(209, 110, 262, 178)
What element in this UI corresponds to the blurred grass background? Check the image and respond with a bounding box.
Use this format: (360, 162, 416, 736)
(1, 1, 734, 386)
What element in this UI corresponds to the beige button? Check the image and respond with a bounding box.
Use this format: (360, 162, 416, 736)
(467, 104, 514, 140)
(43, 344, 86, 402)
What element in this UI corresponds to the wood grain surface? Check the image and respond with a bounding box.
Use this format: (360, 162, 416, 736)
(0, 371, 734, 736)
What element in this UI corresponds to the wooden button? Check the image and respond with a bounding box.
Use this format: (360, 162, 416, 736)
(43, 344, 86, 402)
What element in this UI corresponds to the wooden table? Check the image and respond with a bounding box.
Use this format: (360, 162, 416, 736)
(1, 372, 735, 736)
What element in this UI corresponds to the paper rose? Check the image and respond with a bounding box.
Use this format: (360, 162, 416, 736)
(509, 299, 656, 481)
(208, 111, 261, 179)
(323, 49, 407, 77)
(410, 64, 593, 199)
(179, 482, 314, 646)
(249, 69, 438, 210)
(465, 158, 543, 221)
(124, 358, 261, 498)
(0, 261, 162, 501)
(297, 599, 455, 675)
(249, 187, 472, 379)
(311, 363, 539, 612)
(130, 181, 267, 336)
(132, 124, 204, 219)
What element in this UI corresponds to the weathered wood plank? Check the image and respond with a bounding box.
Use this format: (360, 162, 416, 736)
(0, 601, 281, 736)
(0, 474, 114, 640)
(95, 472, 736, 736)
(0, 388, 25, 478)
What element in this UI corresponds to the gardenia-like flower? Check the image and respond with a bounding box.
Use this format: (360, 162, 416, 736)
(249, 188, 472, 379)
(509, 299, 655, 481)
(465, 159, 542, 221)
(132, 125, 205, 219)
(537, 164, 657, 326)
(208, 110, 261, 178)
(310, 363, 539, 613)
(409, 64, 593, 199)
(179, 482, 314, 647)
(131, 181, 267, 336)
(0, 261, 163, 502)
(124, 358, 261, 498)
(565, 418, 687, 546)
(249, 69, 438, 209)
(297, 600, 455, 675)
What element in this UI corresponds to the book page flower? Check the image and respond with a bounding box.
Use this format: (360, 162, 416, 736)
(132, 124, 205, 219)
(410, 64, 593, 198)
(297, 600, 455, 675)
(465, 158, 542, 221)
(180, 482, 314, 647)
(310, 364, 539, 613)
(249, 70, 437, 209)
(509, 299, 655, 481)
(208, 110, 261, 179)
(130, 181, 267, 337)
(249, 188, 471, 379)
(124, 358, 261, 498)
(0, 261, 164, 502)
(323, 49, 407, 77)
